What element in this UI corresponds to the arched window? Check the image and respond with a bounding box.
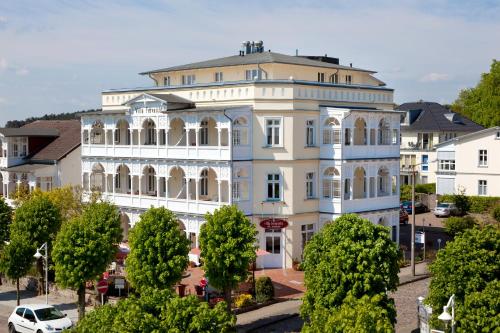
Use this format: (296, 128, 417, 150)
(322, 167, 340, 199)
(233, 117, 248, 146)
(115, 119, 130, 145)
(378, 167, 390, 196)
(90, 120, 104, 144)
(322, 117, 341, 145)
(200, 169, 208, 196)
(354, 118, 367, 145)
(353, 167, 367, 199)
(143, 166, 156, 195)
(143, 119, 156, 145)
(378, 118, 391, 145)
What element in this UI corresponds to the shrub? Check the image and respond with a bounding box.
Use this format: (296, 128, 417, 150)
(444, 216, 477, 237)
(492, 205, 500, 223)
(235, 294, 254, 308)
(400, 185, 412, 201)
(415, 183, 436, 194)
(440, 194, 500, 214)
(255, 276, 274, 303)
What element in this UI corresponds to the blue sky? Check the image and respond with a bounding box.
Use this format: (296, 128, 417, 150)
(0, 0, 499, 126)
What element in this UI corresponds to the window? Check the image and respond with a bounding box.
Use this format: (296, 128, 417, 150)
(200, 120, 208, 145)
(306, 172, 315, 199)
(21, 144, 27, 157)
(306, 120, 315, 146)
(115, 173, 121, 189)
(345, 75, 352, 84)
(479, 150, 488, 166)
(114, 129, 120, 143)
(23, 309, 35, 321)
(267, 174, 281, 200)
(422, 155, 429, 171)
(164, 76, 171, 86)
(232, 182, 241, 201)
(317, 72, 325, 82)
(344, 128, 351, 145)
(301, 224, 315, 253)
(344, 178, 351, 200)
(13, 143, 18, 156)
(322, 167, 340, 199)
(330, 73, 338, 84)
(378, 168, 390, 196)
(370, 128, 376, 145)
(245, 69, 261, 80)
(392, 175, 397, 195)
(369, 177, 375, 197)
(266, 118, 281, 146)
(265, 229, 281, 254)
(392, 129, 398, 145)
(147, 169, 155, 192)
(421, 176, 428, 184)
(378, 119, 391, 145)
(322, 117, 341, 144)
(439, 160, 456, 171)
(478, 180, 487, 196)
(232, 117, 248, 146)
(16, 308, 25, 317)
(181, 75, 195, 85)
(200, 169, 208, 196)
(214, 72, 223, 82)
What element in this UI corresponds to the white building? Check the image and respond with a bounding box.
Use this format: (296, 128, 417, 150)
(436, 126, 500, 196)
(0, 120, 82, 204)
(81, 42, 401, 268)
(397, 102, 483, 185)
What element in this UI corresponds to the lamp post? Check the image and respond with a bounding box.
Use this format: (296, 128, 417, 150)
(438, 294, 455, 333)
(34, 242, 48, 304)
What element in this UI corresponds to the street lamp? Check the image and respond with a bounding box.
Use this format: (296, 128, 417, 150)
(34, 242, 48, 304)
(438, 294, 455, 333)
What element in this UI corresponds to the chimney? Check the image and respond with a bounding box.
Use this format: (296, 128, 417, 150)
(350, 63, 352, 67)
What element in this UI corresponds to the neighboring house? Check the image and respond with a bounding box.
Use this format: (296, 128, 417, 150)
(81, 41, 401, 268)
(436, 126, 500, 196)
(397, 102, 483, 185)
(0, 120, 81, 204)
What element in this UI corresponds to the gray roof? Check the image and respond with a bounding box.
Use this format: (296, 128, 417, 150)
(435, 126, 500, 148)
(397, 102, 484, 132)
(0, 127, 59, 137)
(5, 164, 50, 172)
(148, 93, 193, 104)
(140, 51, 376, 75)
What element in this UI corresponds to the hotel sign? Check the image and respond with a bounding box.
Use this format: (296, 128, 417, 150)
(260, 218, 288, 229)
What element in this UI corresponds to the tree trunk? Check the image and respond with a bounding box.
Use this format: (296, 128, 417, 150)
(16, 278, 20, 306)
(77, 283, 86, 321)
(223, 286, 232, 313)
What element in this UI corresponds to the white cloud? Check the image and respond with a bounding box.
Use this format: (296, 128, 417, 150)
(420, 73, 450, 82)
(0, 58, 7, 71)
(16, 67, 29, 75)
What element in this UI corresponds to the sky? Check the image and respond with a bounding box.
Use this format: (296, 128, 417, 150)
(0, 0, 499, 126)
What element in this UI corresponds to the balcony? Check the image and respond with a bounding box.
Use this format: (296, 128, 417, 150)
(342, 195, 399, 213)
(342, 144, 399, 159)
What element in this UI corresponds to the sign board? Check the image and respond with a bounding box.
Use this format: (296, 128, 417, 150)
(115, 278, 125, 289)
(97, 280, 108, 294)
(416, 232, 425, 244)
(260, 218, 288, 229)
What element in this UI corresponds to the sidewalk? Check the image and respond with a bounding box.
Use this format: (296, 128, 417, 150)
(236, 261, 430, 332)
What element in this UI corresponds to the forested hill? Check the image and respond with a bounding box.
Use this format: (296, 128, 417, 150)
(5, 109, 101, 128)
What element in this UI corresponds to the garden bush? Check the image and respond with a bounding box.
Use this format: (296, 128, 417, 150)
(492, 205, 500, 222)
(234, 294, 253, 308)
(444, 216, 477, 237)
(439, 194, 500, 214)
(415, 183, 436, 194)
(255, 276, 274, 303)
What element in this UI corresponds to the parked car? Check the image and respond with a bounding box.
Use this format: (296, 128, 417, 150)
(401, 201, 428, 214)
(8, 304, 72, 333)
(400, 207, 409, 224)
(433, 202, 460, 217)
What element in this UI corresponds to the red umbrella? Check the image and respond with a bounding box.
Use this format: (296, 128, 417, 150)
(256, 248, 270, 256)
(189, 247, 201, 255)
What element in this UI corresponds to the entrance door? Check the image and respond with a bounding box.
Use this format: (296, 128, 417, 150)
(263, 228, 283, 268)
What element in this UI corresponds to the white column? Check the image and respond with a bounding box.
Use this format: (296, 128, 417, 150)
(103, 174, 108, 194)
(156, 176, 160, 198)
(112, 129, 116, 147)
(165, 176, 169, 199)
(186, 178, 190, 202)
(130, 176, 135, 196)
(129, 129, 133, 146)
(217, 180, 221, 204)
(112, 174, 116, 195)
(195, 178, 199, 201)
(138, 175, 142, 196)
(217, 127, 221, 147)
(195, 128, 199, 147)
(349, 178, 353, 200)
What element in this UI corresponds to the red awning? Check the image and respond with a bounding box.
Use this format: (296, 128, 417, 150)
(256, 249, 270, 256)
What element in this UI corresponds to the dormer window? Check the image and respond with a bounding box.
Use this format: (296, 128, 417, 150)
(317, 72, 325, 83)
(164, 76, 171, 86)
(214, 72, 223, 82)
(245, 69, 262, 80)
(330, 73, 338, 84)
(345, 75, 352, 84)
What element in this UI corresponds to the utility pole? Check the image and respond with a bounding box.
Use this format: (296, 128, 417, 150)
(411, 166, 416, 277)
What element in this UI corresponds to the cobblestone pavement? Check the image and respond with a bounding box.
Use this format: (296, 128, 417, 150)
(391, 277, 430, 333)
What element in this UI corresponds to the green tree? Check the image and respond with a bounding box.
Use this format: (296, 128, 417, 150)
(303, 294, 395, 333)
(460, 280, 500, 332)
(126, 207, 189, 293)
(443, 216, 477, 237)
(53, 202, 122, 320)
(72, 303, 117, 333)
(0, 235, 34, 305)
(452, 59, 500, 128)
(10, 195, 62, 295)
(0, 197, 12, 244)
(301, 214, 399, 326)
(427, 226, 500, 331)
(199, 205, 257, 312)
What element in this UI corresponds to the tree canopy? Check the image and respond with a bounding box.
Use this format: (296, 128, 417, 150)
(52, 202, 122, 319)
(199, 205, 257, 312)
(126, 207, 190, 292)
(452, 59, 500, 128)
(74, 290, 234, 333)
(0, 197, 12, 244)
(301, 214, 399, 328)
(427, 226, 500, 331)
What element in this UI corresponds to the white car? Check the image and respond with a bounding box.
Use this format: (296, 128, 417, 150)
(8, 304, 72, 333)
(433, 202, 460, 217)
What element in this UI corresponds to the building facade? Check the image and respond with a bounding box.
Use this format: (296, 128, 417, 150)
(81, 42, 401, 268)
(436, 127, 500, 196)
(397, 102, 482, 185)
(0, 120, 81, 204)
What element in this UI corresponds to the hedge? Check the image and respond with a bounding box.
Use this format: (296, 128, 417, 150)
(415, 183, 436, 194)
(439, 194, 500, 214)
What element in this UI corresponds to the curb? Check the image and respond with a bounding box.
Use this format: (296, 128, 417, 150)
(398, 274, 430, 286)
